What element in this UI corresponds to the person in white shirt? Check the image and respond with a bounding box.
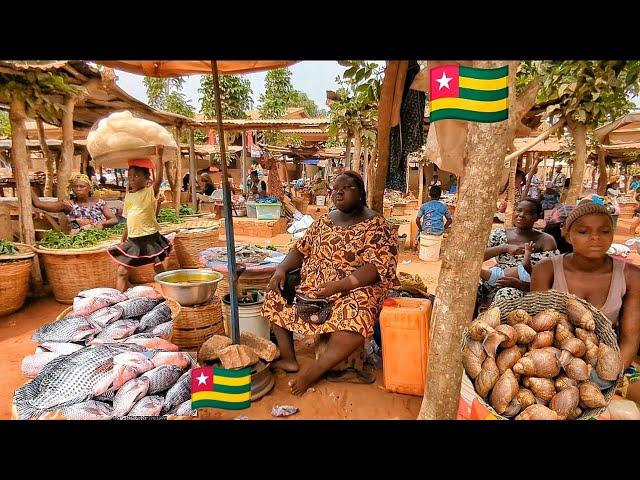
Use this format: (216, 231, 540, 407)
(526, 166, 541, 199)
(429, 174, 442, 187)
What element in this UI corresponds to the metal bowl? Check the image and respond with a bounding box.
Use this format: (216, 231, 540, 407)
(154, 269, 223, 306)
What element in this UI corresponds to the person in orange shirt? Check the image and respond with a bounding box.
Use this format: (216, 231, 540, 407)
(107, 158, 172, 291)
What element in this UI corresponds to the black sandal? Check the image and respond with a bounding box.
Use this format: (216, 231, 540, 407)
(326, 367, 376, 384)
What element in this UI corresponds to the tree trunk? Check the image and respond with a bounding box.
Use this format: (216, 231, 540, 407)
(366, 145, 377, 206)
(57, 97, 76, 200)
(418, 162, 424, 205)
(418, 60, 515, 420)
(352, 129, 362, 173)
(362, 144, 369, 185)
(504, 155, 519, 228)
(597, 148, 608, 196)
(173, 127, 182, 214)
(344, 134, 352, 171)
(35, 118, 55, 197)
(565, 119, 587, 205)
(10, 98, 43, 287)
(371, 61, 406, 213)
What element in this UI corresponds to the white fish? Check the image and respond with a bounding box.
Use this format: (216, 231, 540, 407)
(73, 296, 115, 317)
(33, 316, 102, 344)
(171, 399, 197, 417)
(92, 319, 139, 342)
(114, 352, 155, 375)
(55, 400, 113, 420)
(21, 352, 66, 378)
(125, 336, 179, 352)
(127, 395, 164, 416)
(112, 377, 150, 417)
(115, 298, 160, 319)
(162, 371, 191, 414)
(86, 306, 123, 328)
(124, 286, 164, 300)
(141, 365, 184, 394)
(151, 321, 173, 340)
(38, 342, 85, 355)
(138, 303, 172, 332)
(151, 352, 191, 370)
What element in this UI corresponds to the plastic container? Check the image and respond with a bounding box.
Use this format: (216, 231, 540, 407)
(246, 201, 257, 218)
(255, 202, 282, 220)
(222, 291, 270, 339)
(315, 196, 326, 206)
(419, 233, 442, 261)
(379, 297, 432, 396)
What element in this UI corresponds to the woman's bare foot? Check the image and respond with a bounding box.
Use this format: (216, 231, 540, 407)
(288, 363, 325, 395)
(271, 359, 299, 373)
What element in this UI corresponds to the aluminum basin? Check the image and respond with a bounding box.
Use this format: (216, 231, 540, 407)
(155, 269, 222, 306)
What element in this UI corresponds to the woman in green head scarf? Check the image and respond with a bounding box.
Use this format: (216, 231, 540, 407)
(32, 173, 118, 234)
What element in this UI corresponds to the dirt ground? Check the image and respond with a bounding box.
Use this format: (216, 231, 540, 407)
(1, 211, 638, 420)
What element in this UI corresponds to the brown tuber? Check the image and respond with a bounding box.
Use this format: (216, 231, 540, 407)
(523, 377, 556, 404)
(564, 356, 590, 381)
(583, 340, 599, 367)
(507, 309, 531, 326)
(474, 357, 500, 398)
(555, 323, 575, 346)
(529, 309, 562, 332)
(549, 386, 580, 419)
(561, 337, 587, 358)
(516, 388, 536, 409)
(566, 298, 596, 331)
(554, 375, 578, 392)
(495, 324, 517, 348)
(567, 407, 582, 420)
(513, 350, 560, 378)
(514, 323, 536, 345)
(557, 314, 574, 334)
(478, 306, 502, 328)
(516, 404, 561, 420)
(469, 319, 496, 341)
(595, 344, 623, 381)
(503, 397, 522, 417)
(496, 346, 522, 374)
(575, 328, 599, 346)
(579, 382, 607, 409)
(530, 331, 555, 349)
(490, 369, 519, 415)
(462, 339, 486, 379)
(482, 331, 505, 358)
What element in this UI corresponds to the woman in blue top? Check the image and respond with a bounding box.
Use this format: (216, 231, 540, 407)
(412, 185, 452, 249)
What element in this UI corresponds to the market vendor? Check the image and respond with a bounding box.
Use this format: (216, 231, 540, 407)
(531, 201, 640, 402)
(259, 157, 284, 201)
(263, 171, 399, 395)
(31, 173, 118, 234)
(412, 185, 452, 250)
(246, 171, 267, 197)
(476, 198, 558, 313)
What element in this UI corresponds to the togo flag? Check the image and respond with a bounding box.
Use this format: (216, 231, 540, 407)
(191, 366, 251, 410)
(429, 64, 508, 123)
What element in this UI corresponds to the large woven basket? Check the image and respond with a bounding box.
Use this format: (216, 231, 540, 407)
(0, 244, 35, 317)
(463, 290, 621, 420)
(174, 228, 220, 269)
(35, 246, 118, 304)
(171, 296, 224, 350)
(129, 248, 180, 284)
(56, 297, 181, 322)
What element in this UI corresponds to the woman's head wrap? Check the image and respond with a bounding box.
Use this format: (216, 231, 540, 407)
(67, 173, 92, 195)
(564, 200, 612, 232)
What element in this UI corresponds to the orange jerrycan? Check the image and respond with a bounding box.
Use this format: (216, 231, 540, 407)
(379, 297, 432, 396)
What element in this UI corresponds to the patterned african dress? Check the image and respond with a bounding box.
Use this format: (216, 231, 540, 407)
(262, 215, 400, 338)
(68, 198, 108, 234)
(477, 228, 559, 312)
(262, 157, 284, 201)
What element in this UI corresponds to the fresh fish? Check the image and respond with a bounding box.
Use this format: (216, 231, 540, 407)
(115, 298, 160, 319)
(37, 342, 85, 355)
(141, 365, 183, 394)
(112, 377, 150, 417)
(94, 389, 116, 403)
(104, 343, 145, 354)
(151, 352, 191, 370)
(112, 365, 139, 391)
(151, 321, 173, 340)
(92, 319, 139, 342)
(86, 306, 123, 328)
(55, 400, 113, 420)
(26, 345, 116, 413)
(125, 336, 179, 352)
(124, 286, 164, 300)
(21, 352, 66, 378)
(162, 371, 191, 414)
(73, 296, 115, 317)
(114, 352, 155, 376)
(171, 399, 197, 417)
(77, 288, 128, 301)
(13, 355, 71, 419)
(127, 395, 164, 416)
(32, 316, 102, 344)
(138, 302, 172, 332)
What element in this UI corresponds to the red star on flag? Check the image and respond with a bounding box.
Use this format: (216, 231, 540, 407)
(429, 65, 460, 100)
(191, 367, 213, 393)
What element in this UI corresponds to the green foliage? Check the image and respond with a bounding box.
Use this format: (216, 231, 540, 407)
(259, 68, 294, 119)
(199, 74, 253, 119)
(0, 69, 84, 124)
(193, 129, 207, 144)
(288, 90, 322, 117)
(538, 61, 640, 127)
(143, 76, 194, 118)
(516, 61, 541, 95)
(0, 110, 9, 137)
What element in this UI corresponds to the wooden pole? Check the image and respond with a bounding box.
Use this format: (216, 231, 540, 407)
(57, 97, 76, 200)
(211, 60, 240, 345)
(241, 131, 247, 194)
(173, 127, 182, 214)
(504, 154, 519, 228)
(505, 118, 566, 164)
(344, 134, 352, 170)
(188, 128, 197, 210)
(598, 147, 608, 196)
(35, 118, 55, 197)
(10, 98, 43, 287)
(418, 161, 424, 204)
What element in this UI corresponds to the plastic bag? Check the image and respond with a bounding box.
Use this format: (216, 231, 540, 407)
(606, 398, 640, 420)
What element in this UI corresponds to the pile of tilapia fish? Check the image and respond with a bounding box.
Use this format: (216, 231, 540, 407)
(14, 286, 196, 420)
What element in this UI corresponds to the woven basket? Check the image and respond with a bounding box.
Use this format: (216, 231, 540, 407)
(0, 245, 34, 316)
(171, 296, 224, 350)
(463, 290, 621, 420)
(129, 248, 180, 285)
(174, 228, 220, 269)
(56, 297, 181, 322)
(216, 270, 272, 300)
(35, 247, 118, 304)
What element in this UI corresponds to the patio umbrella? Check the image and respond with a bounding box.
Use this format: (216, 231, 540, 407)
(95, 60, 297, 344)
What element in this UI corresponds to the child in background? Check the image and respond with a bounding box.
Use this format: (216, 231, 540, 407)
(480, 241, 535, 286)
(412, 185, 452, 249)
(541, 181, 560, 214)
(107, 157, 172, 292)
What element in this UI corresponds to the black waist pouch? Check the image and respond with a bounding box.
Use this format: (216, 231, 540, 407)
(281, 268, 302, 305)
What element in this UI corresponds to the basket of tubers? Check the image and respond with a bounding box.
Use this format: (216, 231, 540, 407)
(462, 290, 623, 420)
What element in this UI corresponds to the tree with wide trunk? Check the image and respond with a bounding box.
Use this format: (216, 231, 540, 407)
(564, 119, 588, 204)
(56, 97, 76, 200)
(418, 60, 517, 420)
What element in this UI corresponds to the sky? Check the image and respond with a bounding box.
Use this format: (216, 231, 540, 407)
(114, 61, 350, 114)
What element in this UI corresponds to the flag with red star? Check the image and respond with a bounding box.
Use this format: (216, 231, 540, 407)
(191, 366, 251, 410)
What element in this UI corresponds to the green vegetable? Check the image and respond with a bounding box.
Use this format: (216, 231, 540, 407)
(385, 217, 409, 225)
(37, 227, 121, 250)
(179, 204, 196, 216)
(157, 208, 182, 224)
(0, 240, 18, 255)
